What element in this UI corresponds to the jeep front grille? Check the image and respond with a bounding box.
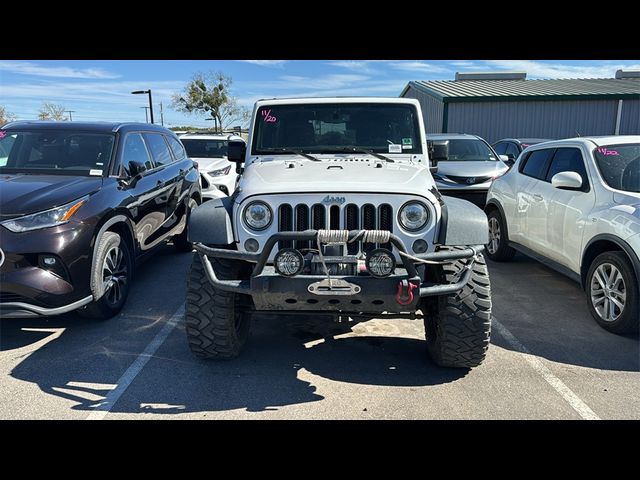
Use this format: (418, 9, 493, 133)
(278, 203, 393, 253)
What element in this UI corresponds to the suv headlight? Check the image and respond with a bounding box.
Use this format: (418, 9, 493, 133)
(208, 164, 232, 177)
(243, 201, 272, 231)
(0, 196, 88, 233)
(398, 201, 429, 231)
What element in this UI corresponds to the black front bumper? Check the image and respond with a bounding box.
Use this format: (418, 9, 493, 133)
(193, 230, 482, 313)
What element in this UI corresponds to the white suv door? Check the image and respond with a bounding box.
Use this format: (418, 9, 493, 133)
(515, 148, 555, 251)
(543, 146, 595, 272)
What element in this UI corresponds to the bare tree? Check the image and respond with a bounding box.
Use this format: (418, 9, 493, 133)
(38, 102, 68, 121)
(171, 71, 250, 132)
(0, 106, 16, 126)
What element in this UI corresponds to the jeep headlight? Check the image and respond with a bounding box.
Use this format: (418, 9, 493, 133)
(208, 164, 232, 177)
(243, 201, 272, 231)
(0, 196, 88, 233)
(399, 201, 429, 231)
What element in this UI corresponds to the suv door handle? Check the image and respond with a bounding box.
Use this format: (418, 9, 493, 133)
(533, 194, 543, 201)
(179, 168, 187, 177)
(157, 179, 166, 187)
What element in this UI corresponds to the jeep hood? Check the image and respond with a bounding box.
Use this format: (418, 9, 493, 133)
(236, 158, 436, 201)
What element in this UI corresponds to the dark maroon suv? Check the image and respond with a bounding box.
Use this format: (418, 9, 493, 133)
(0, 121, 201, 319)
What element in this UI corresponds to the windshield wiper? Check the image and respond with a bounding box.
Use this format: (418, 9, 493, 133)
(260, 148, 321, 162)
(335, 146, 394, 163)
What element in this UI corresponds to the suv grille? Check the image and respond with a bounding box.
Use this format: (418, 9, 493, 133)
(278, 203, 393, 253)
(446, 175, 492, 185)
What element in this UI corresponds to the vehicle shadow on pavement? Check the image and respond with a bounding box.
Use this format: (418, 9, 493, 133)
(488, 254, 640, 373)
(5, 314, 467, 416)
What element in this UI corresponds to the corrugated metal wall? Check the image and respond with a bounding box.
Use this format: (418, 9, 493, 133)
(446, 100, 626, 143)
(620, 100, 640, 135)
(403, 87, 444, 133)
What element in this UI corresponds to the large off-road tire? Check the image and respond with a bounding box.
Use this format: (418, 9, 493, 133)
(423, 247, 492, 368)
(586, 251, 639, 335)
(79, 231, 132, 320)
(185, 254, 253, 359)
(173, 198, 199, 253)
(486, 209, 516, 262)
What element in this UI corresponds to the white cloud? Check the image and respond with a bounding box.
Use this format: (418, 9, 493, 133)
(239, 60, 287, 67)
(485, 60, 640, 79)
(243, 73, 371, 91)
(450, 61, 475, 67)
(326, 60, 381, 74)
(387, 61, 451, 74)
(0, 61, 119, 79)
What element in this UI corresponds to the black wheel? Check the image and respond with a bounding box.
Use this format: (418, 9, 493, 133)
(185, 253, 253, 359)
(79, 231, 132, 320)
(586, 251, 639, 334)
(173, 198, 199, 253)
(486, 209, 516, 262)
(423, 247, 492, 368)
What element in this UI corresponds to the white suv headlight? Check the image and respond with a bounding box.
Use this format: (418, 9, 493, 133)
(0, 196, 88, 233)
(208, 164, 232, 177)
(243, 201, 272, 231)
(399, 201, 429, 231)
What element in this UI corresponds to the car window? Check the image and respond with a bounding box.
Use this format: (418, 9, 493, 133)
(493, 142, 507, 155)
(143, 133, 173, 167)
(0, 133, 17, 166)
(520, 148, 554, 180)
(181, 139, 228, 158)
(122, 133, 154, 175)
(593, 143, 640, 193)
(546, 148, 589, 185)
(167, 136, 187, 161)
(505, 143, 520, 158)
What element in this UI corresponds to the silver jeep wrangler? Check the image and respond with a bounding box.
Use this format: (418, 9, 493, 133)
(186, 97, 492, 368)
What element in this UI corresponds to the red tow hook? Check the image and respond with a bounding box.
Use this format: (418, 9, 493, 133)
(396, 280, 418, 305)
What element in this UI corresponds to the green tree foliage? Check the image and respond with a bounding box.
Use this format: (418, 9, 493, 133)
(171, 72, 250, 132)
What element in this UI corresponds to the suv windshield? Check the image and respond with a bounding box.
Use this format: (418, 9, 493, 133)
(181, 138, 228, 158)
(441, 139, 498, 161)
(593, 143, 640, 193)
(251, 103, 422, 155)
(0, 129, 115, 175)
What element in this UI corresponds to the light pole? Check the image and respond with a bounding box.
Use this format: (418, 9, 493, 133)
(131, 90, 154, 124)
(140, 106, 150, 123)
(205, 117, 219, 133)
(65, 110, 75, 121)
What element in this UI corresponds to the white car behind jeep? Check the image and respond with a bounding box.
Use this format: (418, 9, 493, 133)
(186, 97, 494, 368)
(486, 136, 640, 334)
(179, 133, 242, 200)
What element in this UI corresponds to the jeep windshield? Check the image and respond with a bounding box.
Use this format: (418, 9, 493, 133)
(440, 139, 498, 162)
(593, 143, 640, 193)
(0, 129, 115, 175)
(251, 103, 422, 156)
(181, 138, 228, 158)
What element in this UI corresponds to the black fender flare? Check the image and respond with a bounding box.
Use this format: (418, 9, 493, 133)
(188, 197, 235, 245)
(581, 234, 640, 289)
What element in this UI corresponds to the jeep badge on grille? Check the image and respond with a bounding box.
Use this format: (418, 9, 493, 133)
(322, 195, 346, 205)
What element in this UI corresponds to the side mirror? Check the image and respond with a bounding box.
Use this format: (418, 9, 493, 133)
(551, 171, 583, 190)
(427, 140, 448, 174)
(227, 140, 246, 174)
(499, 154, 515, 167)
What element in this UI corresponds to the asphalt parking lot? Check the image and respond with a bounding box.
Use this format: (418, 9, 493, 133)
(0, 245, 638, 420)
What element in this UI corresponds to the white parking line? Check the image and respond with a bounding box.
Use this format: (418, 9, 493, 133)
(86, 305, 184, 420)
(492, 317, 600, 420)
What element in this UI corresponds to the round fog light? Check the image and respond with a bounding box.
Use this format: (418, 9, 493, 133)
(412, 239, 428, 254)
(366, 248, 396, 278)
(244, 238, 259, 252)
(274, 249, 304, 277)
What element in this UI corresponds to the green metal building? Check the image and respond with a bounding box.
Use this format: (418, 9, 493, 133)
(400, 71, 640, 143)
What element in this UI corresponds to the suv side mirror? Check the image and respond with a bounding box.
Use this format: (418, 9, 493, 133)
(227, 140, 246, 174)
(128, 160, 147, 177)
(427, 140, 448, 174)
(551, 171, 583, 190)
(499, 154, 515, 166)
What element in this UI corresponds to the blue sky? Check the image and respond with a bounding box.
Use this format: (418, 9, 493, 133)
(1, 60, 639, 128)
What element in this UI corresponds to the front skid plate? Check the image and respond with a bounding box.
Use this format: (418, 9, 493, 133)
(250, 274, 420, 312)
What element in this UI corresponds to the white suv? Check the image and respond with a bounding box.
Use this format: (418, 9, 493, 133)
(486, 136, 640, 334)
(179, 133, 243, 200)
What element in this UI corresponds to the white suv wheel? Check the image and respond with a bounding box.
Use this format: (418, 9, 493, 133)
(487, 217, 500, 255)
(590, 262, 626, 322)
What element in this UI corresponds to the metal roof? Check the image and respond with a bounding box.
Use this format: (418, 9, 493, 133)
(402, 78, 640, 102)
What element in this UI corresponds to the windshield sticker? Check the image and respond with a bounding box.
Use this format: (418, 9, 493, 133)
(389, 144, 402, 153)
(0, 131, 6, 139)
(261, 109, 277, 123)
(597, 147, 619, 156)
(402, 138, 412, 145)
(89, 169, 103, 176)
